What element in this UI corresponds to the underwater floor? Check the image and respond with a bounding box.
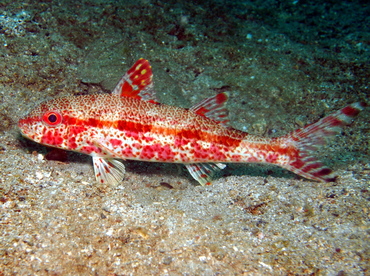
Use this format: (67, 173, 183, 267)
(0, 0, 369, 275)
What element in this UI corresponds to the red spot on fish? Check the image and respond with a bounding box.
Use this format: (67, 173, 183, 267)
(265, 152, 278, 163)
(143, 136, 155, 142)
(192, 142, 209, 160)
(41, 129, 64, 146)
(121, 147, 135, 158)
(125, 130, 139, 140)
(209, 144, 227, 160)
(81, 145, 101, 155)
(69, 125, 87, 136)
(133, 143, 142, 149)
(175, 136, 190, 147)
(140, 145, 156, 159)
(245, 156, 258, 162)
(179, 153, 191, 162)
(158, 144, 175, 161)
(140, 144, 175, 161)
(110, 139, 122, 147)
(68, 136, 77, 150)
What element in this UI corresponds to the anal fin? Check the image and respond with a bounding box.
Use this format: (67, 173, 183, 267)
(93, 157, 126, 186)
(185, 163, 226, 186)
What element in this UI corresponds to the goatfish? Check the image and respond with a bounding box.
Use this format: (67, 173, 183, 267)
(18, 58, 366, 185)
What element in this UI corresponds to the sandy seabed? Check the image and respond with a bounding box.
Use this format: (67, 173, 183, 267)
(0, 0, 369, 275)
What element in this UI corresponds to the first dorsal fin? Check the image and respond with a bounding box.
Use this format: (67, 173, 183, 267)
(112, 58, 158, 103)
(190, 92, 230, 126)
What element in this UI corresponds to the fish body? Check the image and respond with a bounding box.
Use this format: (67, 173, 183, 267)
(18, 59, 366, 185)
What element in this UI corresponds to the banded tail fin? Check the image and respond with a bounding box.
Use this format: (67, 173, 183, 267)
(284, 102, 366, 182)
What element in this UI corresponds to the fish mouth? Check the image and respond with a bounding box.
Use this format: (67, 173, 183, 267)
(18, 118, 31, 138)
(18, 115, 40, 135)
(18, 120, 25, 132)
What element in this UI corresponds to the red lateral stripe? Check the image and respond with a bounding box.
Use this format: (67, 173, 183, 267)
(62, 114, 245, 152)
(64, 116, 111, 129)
(116, 120, 153, 133)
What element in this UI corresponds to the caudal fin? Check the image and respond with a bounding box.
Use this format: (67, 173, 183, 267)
(283, 102, 366, 182)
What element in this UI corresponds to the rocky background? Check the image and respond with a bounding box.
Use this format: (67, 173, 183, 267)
(0, 0, 369, 275)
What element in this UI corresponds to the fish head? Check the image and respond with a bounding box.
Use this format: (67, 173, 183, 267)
(18, 97, 76, 150)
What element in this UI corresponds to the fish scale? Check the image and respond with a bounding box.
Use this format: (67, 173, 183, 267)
(18, 59, 366, 186)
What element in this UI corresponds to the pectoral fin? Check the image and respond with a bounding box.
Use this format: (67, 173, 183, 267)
(93, 157, 126, 186)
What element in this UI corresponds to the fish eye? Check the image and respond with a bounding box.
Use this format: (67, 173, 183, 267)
(42, 110, 63, 126)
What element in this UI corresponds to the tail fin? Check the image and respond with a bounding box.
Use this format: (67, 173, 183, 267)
(283, 102, 366, 182)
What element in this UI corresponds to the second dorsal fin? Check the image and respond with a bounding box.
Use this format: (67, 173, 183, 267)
(190, 92, 230, 126)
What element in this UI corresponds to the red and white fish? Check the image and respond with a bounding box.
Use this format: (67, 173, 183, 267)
(18, 59, 366, 185)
